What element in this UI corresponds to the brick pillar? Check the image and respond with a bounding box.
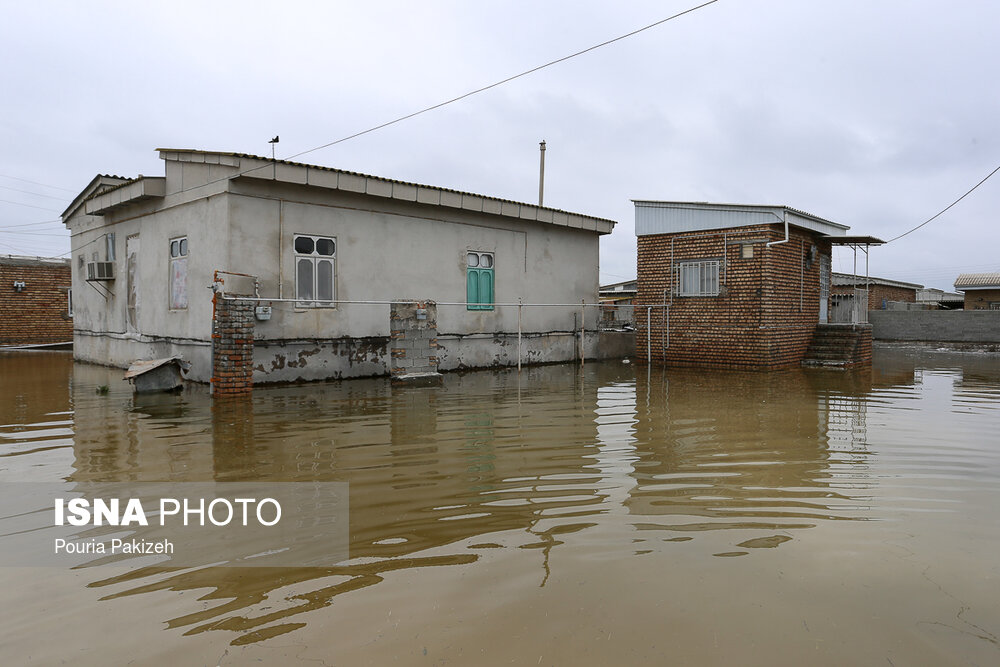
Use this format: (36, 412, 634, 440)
(390, 300, 442, 384)
(853, 324, 873, 367)
(212, 294, 255, 396)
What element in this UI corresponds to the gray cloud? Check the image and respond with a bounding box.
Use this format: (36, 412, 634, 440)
(2, 0, 997, 291)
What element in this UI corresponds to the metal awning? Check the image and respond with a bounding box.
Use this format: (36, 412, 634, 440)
(824, 235, 885, 245)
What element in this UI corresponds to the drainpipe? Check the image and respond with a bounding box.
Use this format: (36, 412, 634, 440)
(766, 210, 789, 247)
(646, 306, 652, 363)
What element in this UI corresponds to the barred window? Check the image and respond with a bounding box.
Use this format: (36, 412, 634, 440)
(295, 234, 336, 307)
(676, 260, 720, 297)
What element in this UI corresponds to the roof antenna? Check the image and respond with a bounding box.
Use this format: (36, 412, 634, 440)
(268, 135, 279, 160)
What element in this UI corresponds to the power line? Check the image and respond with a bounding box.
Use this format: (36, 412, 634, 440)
(0, 199, 59, 213)
(0, 173, 76, 193)
(287, 0, 721, 162)
(0, 184, 70, 202)
(0, 229, 68, 237)
(0, 218, 63, 229)
(167, 0, 721, 198)
(886, 164, 1000, 243)
(0, 198, 61, 213)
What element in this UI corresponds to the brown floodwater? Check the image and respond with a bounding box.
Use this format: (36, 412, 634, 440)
(1, 348, 999, 665)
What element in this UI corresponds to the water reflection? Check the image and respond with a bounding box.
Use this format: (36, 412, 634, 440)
(2, 349, 1000, 659)
(628, 368, 874, 558)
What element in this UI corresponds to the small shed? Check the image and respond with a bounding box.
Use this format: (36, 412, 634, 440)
(124, 357, 190, 393)
(633, 201, 883, 369)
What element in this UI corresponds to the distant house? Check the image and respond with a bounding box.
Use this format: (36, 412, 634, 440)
(61, 149, 617, 385)
(831, 273, 922, 314)
(634, 201, 883, 369)
(0, 255, 72, 347)
(915, 287, 964, 310)
(954, 273, 1000, 310)
(599, 279, 636, 328)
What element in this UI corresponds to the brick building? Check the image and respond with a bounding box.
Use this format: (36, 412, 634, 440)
(831, 273, 921, 312)
(634, 202, 881, 370)
(954, 272, 1000, 310)
(0, 255, 73, 347)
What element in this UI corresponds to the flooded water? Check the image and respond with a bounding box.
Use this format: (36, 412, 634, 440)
(1, 348, 999, 665)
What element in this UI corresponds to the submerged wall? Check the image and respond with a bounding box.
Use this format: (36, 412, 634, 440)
(870, 310, 1000, 343)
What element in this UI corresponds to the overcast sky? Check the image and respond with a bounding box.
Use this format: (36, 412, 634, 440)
(2, 0, 997, 290)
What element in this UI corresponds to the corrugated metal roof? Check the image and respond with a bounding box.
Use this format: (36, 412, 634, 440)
(954, 272, 1000, 289)
(60, 174, 133, 220)
(632, 201, 850, 238)
(0, 255, 71, 267)
(153, 148, 617, 232)
(832, 273, 921, 289)
(599, 279, 637, 293)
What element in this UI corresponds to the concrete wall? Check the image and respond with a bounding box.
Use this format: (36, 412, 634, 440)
(870, 310, 1000, 343)
(227, 180, 598, 340)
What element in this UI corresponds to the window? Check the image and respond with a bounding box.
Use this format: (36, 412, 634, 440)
(741, 244, 754, 259)
(676, 260, 720, 297)
(169, 236, 188, 310)
(295, 234, 336, 306)
(105, 233, 116, 261)
(466, 251, 494, 310)
(66, 288, 73, 317)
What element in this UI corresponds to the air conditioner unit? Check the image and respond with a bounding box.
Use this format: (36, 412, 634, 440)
(86, 261, 115, 281)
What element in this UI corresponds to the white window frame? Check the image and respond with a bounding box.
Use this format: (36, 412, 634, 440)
(294, 234, 336, 308)
(675, 259, 720, 297)
(169, 236, 188, 310)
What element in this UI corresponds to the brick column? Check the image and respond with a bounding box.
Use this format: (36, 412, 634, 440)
(390, 300, 442, 384)
(212, 294, 255, 396)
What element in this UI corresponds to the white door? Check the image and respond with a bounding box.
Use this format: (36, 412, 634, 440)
(819, 254, 830, 323)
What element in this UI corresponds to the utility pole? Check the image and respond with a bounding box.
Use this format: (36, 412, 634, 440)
(538, 140, 546, 206)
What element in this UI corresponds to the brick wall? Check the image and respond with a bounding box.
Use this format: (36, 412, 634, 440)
(832, 283, 917, 310)
(0, 257, 72, 345)
(212, 295, 254, 395)
(964, 288, 1000, 310)
(636, 224, 829, 370)
(855, 326, 873, 366)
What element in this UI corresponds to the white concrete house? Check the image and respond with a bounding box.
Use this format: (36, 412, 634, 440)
(62, 149, 618, 383)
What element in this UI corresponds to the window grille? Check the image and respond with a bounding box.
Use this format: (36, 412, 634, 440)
(675, 260, 720, 297)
